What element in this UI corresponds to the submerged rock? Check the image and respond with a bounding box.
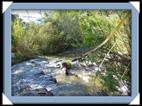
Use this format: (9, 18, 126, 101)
(17, 86, 54, 96)
(11, 56, 127, 96)
(11, 58, 57, 96)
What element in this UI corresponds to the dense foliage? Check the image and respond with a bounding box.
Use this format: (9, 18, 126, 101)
(11, 10, 131, 96)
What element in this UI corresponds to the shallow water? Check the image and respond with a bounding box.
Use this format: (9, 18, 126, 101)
(11, 56, 106, 96)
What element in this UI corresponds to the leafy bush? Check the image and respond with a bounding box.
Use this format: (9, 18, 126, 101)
(101, 70, 119, 95)
(11, 10, 131, 65)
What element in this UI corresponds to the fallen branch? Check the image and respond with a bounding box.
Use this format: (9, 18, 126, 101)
(99, 42, 117, 68)
(80, 13, 130, 58)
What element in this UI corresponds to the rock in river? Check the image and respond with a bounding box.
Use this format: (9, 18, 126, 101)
(11, 58, 57, 96)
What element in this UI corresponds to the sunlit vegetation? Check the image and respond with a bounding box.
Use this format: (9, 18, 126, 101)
(11, 10, 131, 96)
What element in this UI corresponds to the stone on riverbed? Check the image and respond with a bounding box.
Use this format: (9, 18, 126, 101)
(17, 85, 54, 96)
(11, 58, 58, 96)
(12, 56, 126, 96)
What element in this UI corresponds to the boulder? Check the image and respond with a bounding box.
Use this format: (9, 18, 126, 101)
(18, 86, 54, 96)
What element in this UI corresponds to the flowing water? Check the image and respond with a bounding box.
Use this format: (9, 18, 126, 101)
(11, 56, 101, 96)
(11, 56, 129, 96)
